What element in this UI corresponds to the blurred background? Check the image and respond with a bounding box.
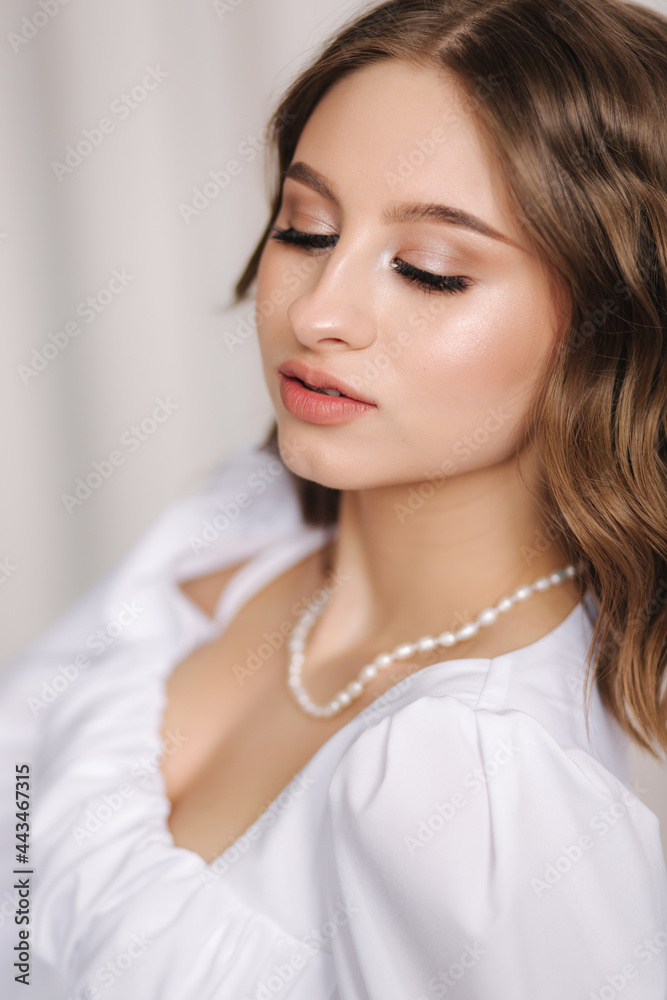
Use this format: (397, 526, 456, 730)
(1, 0, 666, 859)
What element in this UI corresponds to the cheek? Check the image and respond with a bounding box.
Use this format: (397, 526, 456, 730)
(392, 282, 556, 444)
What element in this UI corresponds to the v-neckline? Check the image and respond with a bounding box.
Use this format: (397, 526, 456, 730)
(158, 527, 587, 872)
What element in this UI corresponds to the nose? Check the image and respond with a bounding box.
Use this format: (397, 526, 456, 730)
(286, 238, 378, 352)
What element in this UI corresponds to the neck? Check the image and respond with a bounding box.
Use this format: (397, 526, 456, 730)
(311, 443, 578, 658)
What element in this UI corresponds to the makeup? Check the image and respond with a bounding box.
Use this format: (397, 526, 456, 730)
(278, 372, 377, 426)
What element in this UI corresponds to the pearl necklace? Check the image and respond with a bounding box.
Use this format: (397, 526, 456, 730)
(286, 565, 577, 718)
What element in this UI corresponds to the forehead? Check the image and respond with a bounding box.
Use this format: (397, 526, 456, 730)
(291, 59, 520, 243)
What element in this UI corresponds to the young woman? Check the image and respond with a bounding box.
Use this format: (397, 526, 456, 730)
(2, 0, 666, 997)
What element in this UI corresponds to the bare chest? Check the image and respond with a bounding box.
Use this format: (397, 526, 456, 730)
(159, 549, 578, 864)
(159, 553, 374, 863)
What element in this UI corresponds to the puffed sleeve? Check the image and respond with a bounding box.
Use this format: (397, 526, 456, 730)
(322, 696, 667, 999)
(0, 438, 327, 1000)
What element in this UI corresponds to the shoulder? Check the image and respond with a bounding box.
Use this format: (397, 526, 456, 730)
(329, 693, 654, 843)
(329, 694, 658, 872)
(324, 694, 667, 993)
(163, 437, 303, 574)
(0, 436, 299, 748)
(140, 435, 299, 552)
(2, 436, 295, 662)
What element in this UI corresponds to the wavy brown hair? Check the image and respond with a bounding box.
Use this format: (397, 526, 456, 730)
(230, 0, 667, 758)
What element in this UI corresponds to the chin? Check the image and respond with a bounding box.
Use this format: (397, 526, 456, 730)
(278, 434, 408, 496)
(275, 430, 360, 492)
(278, 447, 345, 491)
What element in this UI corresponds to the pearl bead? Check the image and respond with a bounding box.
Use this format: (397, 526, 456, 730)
(286, 565, 576, 718)
(455, 622, 479, 640)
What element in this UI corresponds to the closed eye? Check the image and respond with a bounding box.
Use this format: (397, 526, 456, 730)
(268, 226, 472, 295)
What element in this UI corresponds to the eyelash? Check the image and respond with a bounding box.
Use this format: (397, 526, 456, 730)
(268, 226, 472, 295)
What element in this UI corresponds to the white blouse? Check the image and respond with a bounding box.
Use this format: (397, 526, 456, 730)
(1, 438, 666, 1000)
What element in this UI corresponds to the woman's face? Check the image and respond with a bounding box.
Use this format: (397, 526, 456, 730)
(255, 59, 568, 491)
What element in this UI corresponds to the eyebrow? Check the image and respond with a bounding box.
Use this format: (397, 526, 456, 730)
(283, 161, 520, 248)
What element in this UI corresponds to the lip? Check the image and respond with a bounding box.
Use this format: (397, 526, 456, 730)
(277, 360, 377, 426)
(278, 360, 374, 405)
